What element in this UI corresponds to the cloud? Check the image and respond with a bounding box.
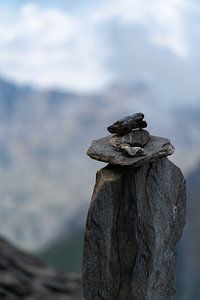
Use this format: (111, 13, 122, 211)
(0, 2, 112, 92)
(0, 0, 198, 92)
(92, 0, 189, 58)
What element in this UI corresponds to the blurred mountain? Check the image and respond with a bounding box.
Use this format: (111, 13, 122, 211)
(174, 162, 200, 300)
(0, 236, 82, 299)
(0, 76, 199, 251)
(41, 231, 84, 272)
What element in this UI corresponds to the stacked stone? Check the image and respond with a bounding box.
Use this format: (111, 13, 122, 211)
(108, 112, 149, 157)
(83, 112, 186, 300)
(87, 112, 174, 167)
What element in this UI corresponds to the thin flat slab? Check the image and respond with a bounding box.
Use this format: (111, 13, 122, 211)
(87, 135, 174, 167)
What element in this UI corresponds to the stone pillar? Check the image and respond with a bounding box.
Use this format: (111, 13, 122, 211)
(83, 158, 186, 299)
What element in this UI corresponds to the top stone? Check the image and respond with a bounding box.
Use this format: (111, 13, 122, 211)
(107, 112, 147, 135)
(87, 112, 175, 167)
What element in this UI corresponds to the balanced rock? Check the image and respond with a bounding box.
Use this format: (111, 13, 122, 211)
(84, 112, 185, 300)
(87, 135, 174, 167)
(118, 144, 144, 157)
(110, 129, 149, 148)
(107, 112, 147, 135)
(109, 129, 149, 157)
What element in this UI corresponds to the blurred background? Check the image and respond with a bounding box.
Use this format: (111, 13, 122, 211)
(0, 0, 199, 299)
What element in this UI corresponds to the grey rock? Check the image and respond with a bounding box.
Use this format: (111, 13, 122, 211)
(109, 129, 149, 148)
(118, 145, 144, 156)
(0, 237, 83, 299)
(83, 158, 186, 300)
(107, 113, 147, 135)
(87, 135, 174, 166)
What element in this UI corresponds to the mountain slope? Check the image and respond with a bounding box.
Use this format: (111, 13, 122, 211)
(0, 236, 82, 299)
(41, 231, 84, 272)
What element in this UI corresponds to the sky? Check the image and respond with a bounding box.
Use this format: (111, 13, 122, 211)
(0, 0, 200, 104)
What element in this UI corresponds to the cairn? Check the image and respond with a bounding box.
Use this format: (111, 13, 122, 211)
(83, 113, 186, 300)
(87, 112, 174, 166)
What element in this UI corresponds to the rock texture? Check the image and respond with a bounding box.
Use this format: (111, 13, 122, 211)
(83, 158, 186, 300)
(118, 145, 144, 157)
(0, 237, 83, 300)
(87, 135, 174, 166)
(109, 129, 149, 148)
(107, 113, 147, 135)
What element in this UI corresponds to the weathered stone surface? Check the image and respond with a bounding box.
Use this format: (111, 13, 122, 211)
(109, 129, 149, 148)
(118, 145, 144, 157)
(83, 158, 186, 300)
(0, 237, 83, 299)
(107, 113, 147, 135)
(87, 135, 174, 166)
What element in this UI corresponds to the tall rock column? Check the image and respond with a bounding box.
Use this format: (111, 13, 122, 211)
(83, 113, 186, 300)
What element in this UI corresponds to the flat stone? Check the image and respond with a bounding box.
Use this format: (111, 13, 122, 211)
(87, 135, 174, 167)
(109, 129, 149, 148)
(107, 112, 147, 135)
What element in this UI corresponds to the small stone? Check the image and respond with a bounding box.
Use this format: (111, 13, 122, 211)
(109, 129, 149, 149)
(107, 112, 147, 135)
(119, 144, 144, 156)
